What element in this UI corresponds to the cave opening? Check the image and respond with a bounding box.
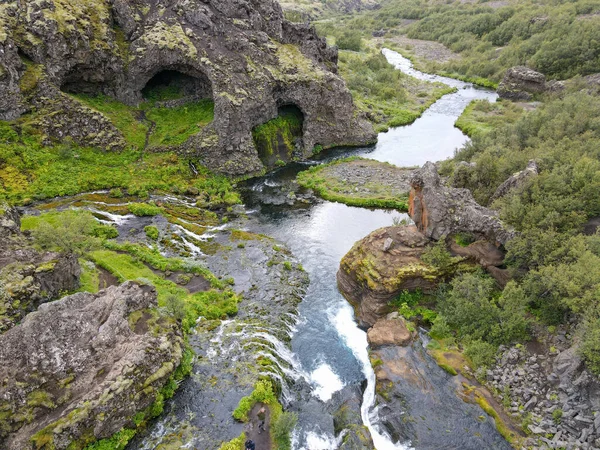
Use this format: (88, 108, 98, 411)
(253, 104, 305, 169)
(60, 64, 106, 96)
(141, 69, 213, 105)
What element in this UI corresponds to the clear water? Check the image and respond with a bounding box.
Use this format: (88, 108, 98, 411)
(239, 50, 500, 448)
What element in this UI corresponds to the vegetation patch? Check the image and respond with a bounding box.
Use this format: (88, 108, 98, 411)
(330, 45, 455, 132)
(454, 99, 526, 138)
(297, 157, 411, 210)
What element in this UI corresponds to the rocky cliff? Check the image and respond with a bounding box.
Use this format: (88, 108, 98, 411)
(0, 0, 375, 175)
(0, 204, 80, 333)
(0, 281, 184, 450)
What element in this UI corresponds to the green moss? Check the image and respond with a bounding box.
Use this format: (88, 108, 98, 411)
(27, 390, 56, 409)
(127, 202, 162, 216)
(218, 433, 246, 450)
(144, 225, 159, 240)
(252, 110, 303, 168)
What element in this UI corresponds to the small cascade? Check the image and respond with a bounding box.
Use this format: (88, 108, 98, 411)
(333, 304, 411, 450)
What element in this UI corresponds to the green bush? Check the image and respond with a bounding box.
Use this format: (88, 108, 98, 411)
(464, 340, 498, 369)
(336, 32, 363, 51)
(272, 412, 298, 450)
(26, 210, 100, 255)
(233, 380, 278, 422)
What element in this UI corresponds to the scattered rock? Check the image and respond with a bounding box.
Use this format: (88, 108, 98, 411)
(0, 281, 183, 450)
(409, 162, 515, 245)
(382, 237, 394, 252)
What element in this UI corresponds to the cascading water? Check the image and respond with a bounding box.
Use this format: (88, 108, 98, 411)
(236, 49, 502, 449)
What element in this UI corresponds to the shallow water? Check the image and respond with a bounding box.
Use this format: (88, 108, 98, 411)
(236, 50, 502, 448)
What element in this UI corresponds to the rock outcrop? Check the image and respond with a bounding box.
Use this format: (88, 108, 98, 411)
(409, 162, 515, 246)
(337, 225, 437, 327)
(0, 204, 80, 333)
(491, 160, 539, 202)
(0, 0, 375, 175)
(497, 66, 564, 100)
(0, 281, 184, 450)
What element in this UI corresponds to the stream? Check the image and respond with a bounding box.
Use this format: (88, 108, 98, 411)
(234, 50, 501, 448)
(30, 49, 503, 449)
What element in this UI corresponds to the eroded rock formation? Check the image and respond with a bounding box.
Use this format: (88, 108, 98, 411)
(0, 204, 80, 333)
(409, 162, 515, 246)
(0, 281, 183, 450)
(0, 0, 375, 175)
(337, 225, 437, 327)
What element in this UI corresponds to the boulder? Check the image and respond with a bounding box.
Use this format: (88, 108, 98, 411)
(367, 316, 412, 348)
(337, 225, 438, 327)
(491, 160, 539, 201)
(408, 162, 515, 246)
(0, 0, 376, 175)
(0, 281, 183, 450)
(497, 66, 548, 101)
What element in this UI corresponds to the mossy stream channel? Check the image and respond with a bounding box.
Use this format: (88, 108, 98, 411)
(21, 51, 507, 449)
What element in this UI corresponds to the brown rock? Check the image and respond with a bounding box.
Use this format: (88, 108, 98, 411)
(367, 317, 412, 348)
(337, 225, 438, 327)
(497, 66, 548, 101)
(490, 160, 539, 201)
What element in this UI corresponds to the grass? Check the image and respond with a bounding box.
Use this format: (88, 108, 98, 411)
(145, 99, 214, 148)
(0, 118, 240, 205)
(454, 99, 526, 138)
(296, 157, 410, 210)
(74, 93, 214, 151)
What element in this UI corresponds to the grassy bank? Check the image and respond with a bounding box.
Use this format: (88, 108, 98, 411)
(297, 157, 410, 210)
(454, 99, 525, 137)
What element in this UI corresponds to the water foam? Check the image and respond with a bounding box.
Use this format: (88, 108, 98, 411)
(309, 363, 344, 402)
(332, 304, 411, 450)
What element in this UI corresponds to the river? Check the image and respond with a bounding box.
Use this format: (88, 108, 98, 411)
(234, 49, 501, 449)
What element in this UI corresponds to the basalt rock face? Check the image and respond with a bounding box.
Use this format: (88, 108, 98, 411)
(0, 281, 183, 450)
(409, 162, 515, 246)
(0, 204, 81, 333)
(337, 225, 438, 328)
(0, 0, 375, 175)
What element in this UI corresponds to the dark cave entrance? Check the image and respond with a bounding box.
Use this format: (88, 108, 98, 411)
(141, 70, 213, 105)
(60, 65, 106, 96)
(253, 104, 305, 169)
